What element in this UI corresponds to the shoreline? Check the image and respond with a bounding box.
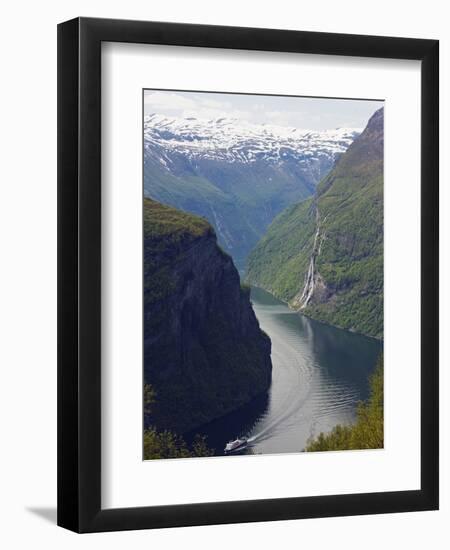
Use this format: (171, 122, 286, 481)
(248, 282, 384, 343)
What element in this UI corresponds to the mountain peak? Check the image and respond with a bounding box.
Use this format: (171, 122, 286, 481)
(143, 112, 366, 265)
(144, 113, 361, 166)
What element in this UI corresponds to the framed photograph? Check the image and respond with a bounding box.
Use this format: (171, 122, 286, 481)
(57, 17, 439, 532)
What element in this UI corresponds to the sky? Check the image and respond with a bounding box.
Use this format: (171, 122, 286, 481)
(144, 90, 383, 131)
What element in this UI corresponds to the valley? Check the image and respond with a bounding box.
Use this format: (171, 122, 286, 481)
(186, 287, 382, 456)
(144, 113, 360, 268)
(143, 96, 384, 458)
(246, 107, 384, 338)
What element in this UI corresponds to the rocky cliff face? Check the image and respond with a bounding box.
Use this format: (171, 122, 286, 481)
(144, 198, 272, 434)
(246, 107, 384, 339)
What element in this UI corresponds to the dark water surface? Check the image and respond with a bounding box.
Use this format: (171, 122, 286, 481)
(189, 287, 382, 456)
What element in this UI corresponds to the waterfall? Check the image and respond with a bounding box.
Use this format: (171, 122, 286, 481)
(294, 204, 326, 309)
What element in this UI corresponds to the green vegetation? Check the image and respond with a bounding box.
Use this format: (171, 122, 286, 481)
(246, 108, 384, 338)
(306, 354, 383, 451)
(144, 383, 156, 416)
(144, 429, 214, 460)
(144, 198, 272, 435)
(143, 383, 214, 460)
(245, 198, 317, 302)
(143, 198, 212, 305)
(144, 151, 317, 269)
(143, 197, 212, 245)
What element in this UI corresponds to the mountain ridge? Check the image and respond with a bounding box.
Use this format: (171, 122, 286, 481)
(246, 107, 384, 339)
(144, 113, 360, 166)
(144, 113, 360, 267)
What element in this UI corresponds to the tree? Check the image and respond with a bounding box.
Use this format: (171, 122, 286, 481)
(144, 383, 156, 417)
(143, 383, 214, 459)
(306, 353, 383, 452)
(143, 428, 214, 460)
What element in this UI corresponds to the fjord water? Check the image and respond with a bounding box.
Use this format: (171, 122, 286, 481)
(194, 287, 382, 456)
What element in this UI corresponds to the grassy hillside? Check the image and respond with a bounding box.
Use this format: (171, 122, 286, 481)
(144, 152, 317, 269)
(144, 195, 212, 242)
(244, 198, 317, 301)
(246, 108, 384, 338)
(143, 198, 213, 305)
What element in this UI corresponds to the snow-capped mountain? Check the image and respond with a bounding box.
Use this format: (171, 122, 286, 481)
(144, 113, 360, 167)
(143, 113, 361, 268)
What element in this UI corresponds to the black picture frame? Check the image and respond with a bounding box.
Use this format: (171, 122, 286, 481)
(57, 16, 439, 533)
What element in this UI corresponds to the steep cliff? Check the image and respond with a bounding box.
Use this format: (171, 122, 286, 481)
(246, 107, 384, 339)
(144, 198, 272, 434)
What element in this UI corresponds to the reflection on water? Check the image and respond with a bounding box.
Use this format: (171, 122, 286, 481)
(186, 287, 382, 456)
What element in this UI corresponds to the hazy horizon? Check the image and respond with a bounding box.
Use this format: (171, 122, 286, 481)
(144, 89, 383, 131)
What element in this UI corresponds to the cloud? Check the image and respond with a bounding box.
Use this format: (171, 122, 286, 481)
(200, 98, 232, 110)
(144, 91, 230, 120)
(264, 110, 309, 128)
(144, 91, 197, 111)
(143, 90, 381, 130)
(144, 91, 256, 122)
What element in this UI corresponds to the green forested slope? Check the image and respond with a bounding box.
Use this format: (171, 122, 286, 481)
(144, 153, 316, 270)
(244, 198, 317, 301)
(246, 108, 384, 338)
